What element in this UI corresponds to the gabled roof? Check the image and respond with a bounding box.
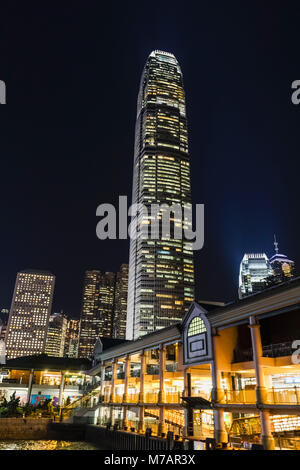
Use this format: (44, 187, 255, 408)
(99, 337, 129, 351)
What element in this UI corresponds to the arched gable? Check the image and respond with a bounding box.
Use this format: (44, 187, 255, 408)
(182, 302, 213, 365)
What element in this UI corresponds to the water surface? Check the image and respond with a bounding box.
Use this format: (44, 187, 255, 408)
(0, 440, 100, 450)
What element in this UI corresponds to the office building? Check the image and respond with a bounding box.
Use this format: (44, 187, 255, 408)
(269, 236, 295, 284)
(127, 50, 195, 340)
(45, 312, 68, 357)
(5, 270, 55, 359)
(64, 318, 80, 358)
(238, 253, 273, 299)
(113, 264, 129, 339)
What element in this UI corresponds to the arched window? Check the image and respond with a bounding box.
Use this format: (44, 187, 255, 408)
(188, 317, 206, 337)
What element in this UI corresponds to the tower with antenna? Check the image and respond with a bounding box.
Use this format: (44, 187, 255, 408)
(269, 235, 295, 283)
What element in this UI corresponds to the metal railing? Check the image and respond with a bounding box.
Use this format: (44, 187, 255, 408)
(165, 392, 181, 403)
(144, 392, 159, 403)
(222, 387, 300, 405)
(234, 341, 294, 362)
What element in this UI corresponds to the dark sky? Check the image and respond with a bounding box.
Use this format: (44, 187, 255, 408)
(0, 1, 299, 317)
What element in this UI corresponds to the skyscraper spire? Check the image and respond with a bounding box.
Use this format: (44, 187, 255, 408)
(274, 234, 279, 254)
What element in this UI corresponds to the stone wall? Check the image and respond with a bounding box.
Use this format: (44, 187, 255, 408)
(0, 418, 52, 439)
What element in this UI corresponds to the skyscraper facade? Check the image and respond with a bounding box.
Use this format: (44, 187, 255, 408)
(238, 253, 273, 299)
(78, 270, 102, 358)
(5, 270, 55, 359)
(126, 50, 195, 340)
(45, 312, 68, 357)
(269, 236, 295, 284)
(113, 264, 129, 339)
(78, 270, 116, 357)
(64, 318, 80, 358)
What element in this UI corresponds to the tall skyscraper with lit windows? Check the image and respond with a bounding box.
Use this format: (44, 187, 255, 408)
(5, 269, 55, 359)
(45, 312, 68, 357)
(126, 50, 195, 340)
(78, 270, 117, 357)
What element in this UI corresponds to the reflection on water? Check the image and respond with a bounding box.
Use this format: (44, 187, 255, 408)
(0, 440, 100, 450)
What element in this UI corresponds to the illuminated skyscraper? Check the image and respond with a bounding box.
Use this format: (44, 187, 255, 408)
(238, 254, 273, 299)
(78, 270, 116, 358)
(126, 50, 195, 340)
(5, 270, 55, 359)
(113, 264, 129, 339)
(269, 235, 295, 283)
(45, 312, 67, 357)
(64, 318, 80, 358)
(78, 270, 102, 358)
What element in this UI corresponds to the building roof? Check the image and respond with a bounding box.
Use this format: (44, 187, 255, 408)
(19, 269, 54, 276)
(4, 354, 92, 372)
(99, 337, 129, 351)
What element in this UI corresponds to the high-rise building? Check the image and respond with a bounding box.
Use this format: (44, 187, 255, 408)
(78, 270, 116, 358)
(98, 272, 116, 337)
(269, 235, 295, 284)
(64, 318, 80, 358)
(5, 270, 55, 359)
(113, 264, 129, 339)
(45, 312, 68, 357)
(238, 254, 273, 299)
(78, 270, 102, 358)
(126, 50, 195, 340)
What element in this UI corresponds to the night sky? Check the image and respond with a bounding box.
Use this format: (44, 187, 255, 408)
(1, 1, 299, 317)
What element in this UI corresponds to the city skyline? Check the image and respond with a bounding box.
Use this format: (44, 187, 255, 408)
(1, 2, 299, 319)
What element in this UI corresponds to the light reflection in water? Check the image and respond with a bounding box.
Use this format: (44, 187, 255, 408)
(0, 440, 100, 450)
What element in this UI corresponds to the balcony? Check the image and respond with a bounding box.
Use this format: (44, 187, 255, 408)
(166, 363, 178, 372)
(130, 370, 140, 378)
(146, 365, 159, 375)
(233, 341, 294, 362)
(113, 394, 123, 404)
(221, 387, 300, 405)
(144, 392, 159, 403)
(126, 393, 139, 403)
(165, 392, 181, 403)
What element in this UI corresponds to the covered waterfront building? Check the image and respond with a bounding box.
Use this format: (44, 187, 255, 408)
(0, 355, 92, 408)
(83, 277, 300, 450)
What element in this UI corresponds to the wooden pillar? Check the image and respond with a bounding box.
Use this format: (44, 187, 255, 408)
(110, 360, 116, 403)
(159, 344, 165, 403)
(138, 405, 145, 432)
(123, 355, 130, 403)
(211, 329, 228, 444)
(249, 316, 275, 450)
(139, 351, 145, 403)
(183, 367, 193, 437)
(158, 406, 166, 436)
(26, 368, 34, 405)
(58, 371, 65, 421)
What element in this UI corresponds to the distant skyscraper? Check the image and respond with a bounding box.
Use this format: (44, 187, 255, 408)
(113, 264, 129, 339)
(78, 270, 102, 358)
(45, 312, 67, 357)
(238, 254, 273, 299)
(5, 270, 55, 359)
(126, 50, 195, 341)
(78, 270, 116, 358)
(64, 318, 80, 358)
(269, 235, 295, 284)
